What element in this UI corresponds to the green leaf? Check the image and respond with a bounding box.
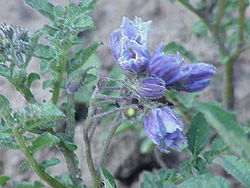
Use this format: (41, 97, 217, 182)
(0, 137, 19, 149)
(9, 68, 27, 87)
(164, 42, 196, 61)
(203, 137, 227, 164)
(101, 167, 117, 188)
(194, 102, 250, 160)
(176, 174, 229, 188)
(15, 102, 65, 130)
(26, 73, 40, 88)
(0, 64, 11, 78)
(218, 155, 250, 187)
(29, 133, 60, 152)
(40, 157, 60, 169)
(140, 138, 154, 154)
(34, 44, 55, 60)
(115, 121, 133, 135)
(187, 113, 210, 156)
(19, 160, 30, 171)
(42, 79, 54, 89)
(24, 0, 56, 22)
(189, 20, 208, 36)
(0, 176, 10, 185)
(70, 41, 103, 71)
(0, 94, 11, 116)
(40, 60, 50, 73)
(13, 181, 45, 188)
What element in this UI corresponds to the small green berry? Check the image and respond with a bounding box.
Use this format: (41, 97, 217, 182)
(124, 107, 137, 118)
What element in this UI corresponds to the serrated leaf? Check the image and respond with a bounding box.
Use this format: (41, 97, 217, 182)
(24, 0, 56, 22)
(34, 44, 55, 60)
(187, 113, 210, 156)
(9, 68, 27, 87)
(101, 168, 117, 188)
(0, 176, 10, 185)
(0, 64, 11, 78)
(0, 94, 11, 116)
(40, 157, 60, 169)
(15, 102, 65, 130)
(194, 102, 250, 160)
(70, 41, 103, 71)
(29, 133, 60, 152)
(164, 42, 196, 61)
(19, 160, 30, 171)
(218, 155, 250, 187)
(26, 72, 40, 88)
(176, 174, 229, 188)
(0, 137, 19, 149)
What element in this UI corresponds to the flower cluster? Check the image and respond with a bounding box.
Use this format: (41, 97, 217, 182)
(109, 17, 216, 152)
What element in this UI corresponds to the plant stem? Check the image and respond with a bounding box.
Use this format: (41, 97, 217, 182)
(238, 0, 245, 49)
(17, 87, 36, 103)
(12, 128, 66, 188)
(98, 113, 121, 170)
(52, 54, 67, 105)
(213, 0, 227, 54)
(66, 94, 76, 141)
(83, 87, 101, 188)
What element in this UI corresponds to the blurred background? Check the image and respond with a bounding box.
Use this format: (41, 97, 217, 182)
(0, 0, 249, 187)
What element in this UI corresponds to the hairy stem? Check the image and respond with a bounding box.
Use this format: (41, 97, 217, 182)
(98, 113, 121, 169)
(12, 128, 66, 188)
(52, 54, 67, 105)
(17, 87, 36, 103)
(238, 0, 245, 49)
(83, 87, 101, 188)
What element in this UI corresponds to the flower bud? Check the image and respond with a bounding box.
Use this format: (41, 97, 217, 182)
(172, 63, 216, 92)
(66, 82, 79, 94)
(143, 106, 187, 152)
(137, 77, 166, 98)
(148, 44, 184, 84)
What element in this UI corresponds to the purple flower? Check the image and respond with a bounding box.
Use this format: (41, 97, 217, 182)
(137, 77, 166, 98)
(109, 17, 151, 73)
(171, 63, 216, 92)
(143, 106, 187, 152)
(148, 44, 184, 84)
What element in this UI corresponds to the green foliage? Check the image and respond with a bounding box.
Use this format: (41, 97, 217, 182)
(0, 94, 11, 116)
(15, 102, 65, 130)
(164, 42, 196, 62)
(40, 157, 60, 169)
(176, 174, 229, 188)
(34, 44, 56, 60)
(13, 181, 45, 188)
(29, 133, 60, 153)
(70, 41, 103, 72)
(24, 0, 58, 22)
(101, 168, 117, 188)
(140, 170, 178, 188)
(0, 176, 10, 185)
(203, 137, 227, 164)
(187, 113, 210, 156)
(140, 138, 154, 154)
(194, 102, 250, 160)
(0, 137, 19, 149)
(189, 21, 208, 37)
(218, 155, 250, 187)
